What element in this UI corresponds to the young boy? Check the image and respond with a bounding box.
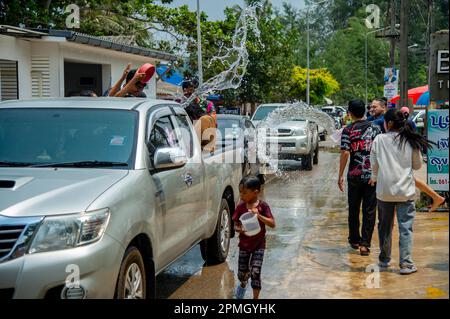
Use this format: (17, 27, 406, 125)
(232, 176, 276, 299)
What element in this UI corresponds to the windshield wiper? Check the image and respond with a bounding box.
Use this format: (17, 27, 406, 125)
(0, 161, 35, 167)
(31, 161, 129, 168)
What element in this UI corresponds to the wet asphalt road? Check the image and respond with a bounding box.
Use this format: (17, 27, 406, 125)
(156, 149, 449, 299)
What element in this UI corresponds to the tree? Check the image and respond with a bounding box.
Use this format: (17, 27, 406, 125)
(316, 16, 391, 104)
(289, 67, 340, 104)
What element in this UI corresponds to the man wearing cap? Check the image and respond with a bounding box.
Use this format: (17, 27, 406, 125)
(400, 106, 417, 131)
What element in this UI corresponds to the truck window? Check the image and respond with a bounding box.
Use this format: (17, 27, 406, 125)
(173, 115, 194, 158)
(150, 116, 179, 150)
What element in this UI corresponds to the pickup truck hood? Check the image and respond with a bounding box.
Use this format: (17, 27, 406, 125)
(0, 168, 128, 217)
(275, 121, 307, 129)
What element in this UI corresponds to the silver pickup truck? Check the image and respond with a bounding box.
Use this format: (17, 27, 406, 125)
(0, 98, 241, 299)
(252, 104, 320, 171)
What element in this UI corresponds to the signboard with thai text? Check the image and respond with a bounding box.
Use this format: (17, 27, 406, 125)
(427, 109, 449, 191)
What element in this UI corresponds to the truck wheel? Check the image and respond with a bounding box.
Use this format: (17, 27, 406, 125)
(320, 134, 326, 141)
(116, 247, 147, 299)
(302, 152, 313, 171)
(200, 199, 231, 265)
(313, 145, 319, 165)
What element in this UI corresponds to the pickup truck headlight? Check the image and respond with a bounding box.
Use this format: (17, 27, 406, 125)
(28, 209, 110, 254)
(295, 128, 307, 135)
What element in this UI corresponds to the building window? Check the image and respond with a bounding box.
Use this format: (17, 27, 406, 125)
(0, 59, 18, 101)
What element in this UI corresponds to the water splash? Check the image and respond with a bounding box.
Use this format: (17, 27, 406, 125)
(261, 102, 336, 133)
(256, 102, 337, 178)
(182, 5, 261, 107)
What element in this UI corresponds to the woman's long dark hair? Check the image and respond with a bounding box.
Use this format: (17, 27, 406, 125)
(384, 108, 434, 150)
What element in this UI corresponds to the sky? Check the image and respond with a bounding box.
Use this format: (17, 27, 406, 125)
(161, 0, 307, 21)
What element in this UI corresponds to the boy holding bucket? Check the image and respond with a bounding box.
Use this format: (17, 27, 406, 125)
(232, 176, 276, 299)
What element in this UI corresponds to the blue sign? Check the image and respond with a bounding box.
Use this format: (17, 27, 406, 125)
(427, 109, 449, 191)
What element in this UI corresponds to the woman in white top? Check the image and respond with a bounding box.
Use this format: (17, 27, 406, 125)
(369, 108, 434, 275)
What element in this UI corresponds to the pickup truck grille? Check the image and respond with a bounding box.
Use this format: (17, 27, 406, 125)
(0, 225, 25, 259)
(280, 142, 296, 148)
(277, 129, 292, 135)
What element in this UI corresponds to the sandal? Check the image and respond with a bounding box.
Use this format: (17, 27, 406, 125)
(360, 246, 370, 256)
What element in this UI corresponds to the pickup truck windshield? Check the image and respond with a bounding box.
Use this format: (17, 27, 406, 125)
(217, 119, 241, 139)
(0, 108, 138, 168)
(252, 106, 284, 121)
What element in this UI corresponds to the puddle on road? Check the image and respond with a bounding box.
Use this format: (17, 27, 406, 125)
(426, 287, 447, 299)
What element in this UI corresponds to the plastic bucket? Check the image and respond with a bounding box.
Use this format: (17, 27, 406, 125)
(240, 212, 261, 236)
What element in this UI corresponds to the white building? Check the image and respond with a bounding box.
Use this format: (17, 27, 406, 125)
(0, 25, 177, 101)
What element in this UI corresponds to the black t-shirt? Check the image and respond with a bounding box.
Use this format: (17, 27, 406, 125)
(341, 120, 381, 181)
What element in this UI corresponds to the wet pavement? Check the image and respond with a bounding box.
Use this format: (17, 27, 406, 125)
(156, 150, 449, 299)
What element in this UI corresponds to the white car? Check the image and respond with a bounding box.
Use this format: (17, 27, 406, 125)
(412, 110, 426, 128)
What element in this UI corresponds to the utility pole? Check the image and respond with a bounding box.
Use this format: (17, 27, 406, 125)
(426, 0, 434, 81)
(196, 0, 203, 86)
(306, 6, 310, 107)
(399, 0, 409, 108)
(388, 0, 396, 68)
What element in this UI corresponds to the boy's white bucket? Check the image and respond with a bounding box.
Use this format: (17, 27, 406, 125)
(240, 212, 261, 237)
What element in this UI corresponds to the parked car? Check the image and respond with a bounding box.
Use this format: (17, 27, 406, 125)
(411, 109, 426, 135)
(318, 125, 327, 141)
(322, 106, 344, 128)
(0, 98, 241, 299)
(252, 104, 320, 171)
(216, 114, 259, 176)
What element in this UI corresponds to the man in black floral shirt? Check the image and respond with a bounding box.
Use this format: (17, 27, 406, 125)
(339, 100, 381, 256)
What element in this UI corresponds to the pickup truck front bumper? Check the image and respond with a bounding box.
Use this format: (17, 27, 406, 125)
(0, 233, 123, 299)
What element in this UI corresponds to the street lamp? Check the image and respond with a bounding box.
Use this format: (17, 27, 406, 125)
(196, 0, 203, 86)
(364, 25, 399, 106)
(306, 0, 331, 107)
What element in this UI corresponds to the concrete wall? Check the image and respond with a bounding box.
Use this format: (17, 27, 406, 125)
(58, 40, 158, 98)
(0, 35, 32, 99)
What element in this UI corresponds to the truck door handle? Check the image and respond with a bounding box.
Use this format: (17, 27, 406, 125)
(184, 173, 193, 187)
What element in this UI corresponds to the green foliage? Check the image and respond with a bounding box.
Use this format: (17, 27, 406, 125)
(317, 17, 391, 104)
(289, 67, 340, 104)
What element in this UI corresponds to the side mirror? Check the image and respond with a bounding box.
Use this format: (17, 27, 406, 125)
(154, 147, 187, 170)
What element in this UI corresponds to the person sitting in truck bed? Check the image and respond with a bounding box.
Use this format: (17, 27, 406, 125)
(182, 78, 216, 153)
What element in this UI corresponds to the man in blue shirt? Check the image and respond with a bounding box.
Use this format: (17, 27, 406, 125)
(369, 98, 387, 133)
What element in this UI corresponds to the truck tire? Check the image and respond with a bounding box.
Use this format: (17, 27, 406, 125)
(200, 199, 231, 265)
(320, 134, 326, 141)
(313, 144, 319, 165)
(116, 247, 147, 299)
(302, 152, 313, 171)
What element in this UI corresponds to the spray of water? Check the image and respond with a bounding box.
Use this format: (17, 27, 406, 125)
(182, 5, 261, 107)
(256, 102, 337, 178)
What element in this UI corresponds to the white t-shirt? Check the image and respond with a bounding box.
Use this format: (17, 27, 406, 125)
(370, 132, 422, 202)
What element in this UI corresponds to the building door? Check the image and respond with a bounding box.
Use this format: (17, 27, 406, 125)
(64, 61, 102, 97)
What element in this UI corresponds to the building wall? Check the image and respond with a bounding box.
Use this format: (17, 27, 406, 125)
(58, 40, 158, 98)
(0, 35, 32, 99)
